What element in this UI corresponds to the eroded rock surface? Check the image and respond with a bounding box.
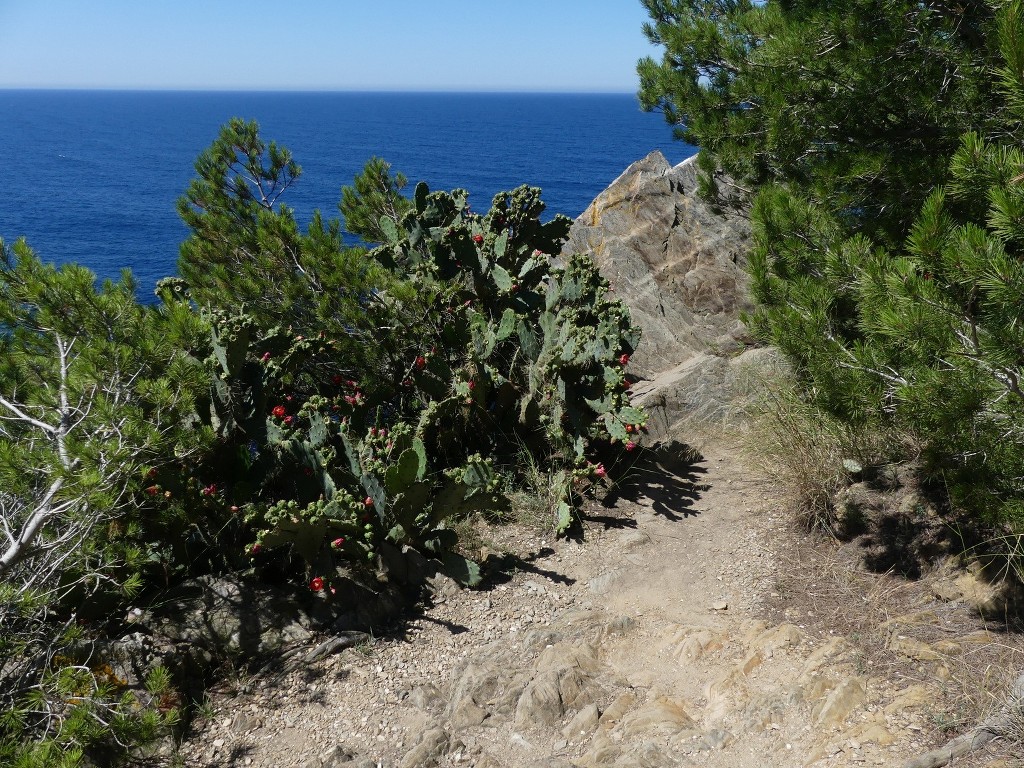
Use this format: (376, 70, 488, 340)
(563, 152, 772, 440)
(563, 151, 753, 381)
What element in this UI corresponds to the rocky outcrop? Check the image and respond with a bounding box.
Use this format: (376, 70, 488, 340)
(140, 575, 315, 657)
(563, 151, 753, 381)
(563, 151, 766, 441)
(630, 347, 785, 440)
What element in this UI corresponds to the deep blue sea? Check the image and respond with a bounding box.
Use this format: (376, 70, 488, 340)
(0, 91, 694, 296)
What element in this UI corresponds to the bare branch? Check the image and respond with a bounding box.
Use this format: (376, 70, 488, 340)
(0, 396, 57, 435)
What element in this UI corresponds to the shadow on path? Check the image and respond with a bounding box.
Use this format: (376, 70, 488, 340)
(482, 546, 577, 589)
(600, 440, 709, 521)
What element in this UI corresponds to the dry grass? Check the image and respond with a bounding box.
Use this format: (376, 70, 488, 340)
(729, 362, 905, 530)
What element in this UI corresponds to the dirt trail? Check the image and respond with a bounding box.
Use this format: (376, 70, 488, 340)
(180, 445, 1013, 768)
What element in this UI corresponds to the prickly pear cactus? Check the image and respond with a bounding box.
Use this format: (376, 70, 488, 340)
(369, 182, 647, 533)
(164, 136, 649, 595)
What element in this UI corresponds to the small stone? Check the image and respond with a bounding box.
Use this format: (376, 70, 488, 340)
(889, 635, 942, 661)
(813, 677, 867, 727)
(712, 601, 729, 611)
(231, 712, 262, 733)
(510, 733, 534, 750)
(409, 683, 443, 711)
(562, 703, 600, 738)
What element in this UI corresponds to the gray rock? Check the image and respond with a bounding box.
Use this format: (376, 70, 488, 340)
(632, 346, 786, 441)
(694, 728, 735, 751)
(399, 728, 452, 768)
(514, 666, 597, 727)
(587, 569, 623, 595)
(562, 702, 600, 738)
(318, 745, 357, 767)
(813, 677, 867, 727)
(139, 571, 405, 661)
(444, 662, 505, 719)
(139, 574, 313, 657)
(450, 697, 489, 729)
(563, 151, 753, 381)
(618, 696, 696, 739)
(230, 711, 263, 734)
(409, 682, 443, 712)
(97, 630, 211, 709)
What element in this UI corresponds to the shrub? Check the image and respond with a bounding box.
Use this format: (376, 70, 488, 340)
(163, 124, 647, 589)
(0, 241, 204, 765)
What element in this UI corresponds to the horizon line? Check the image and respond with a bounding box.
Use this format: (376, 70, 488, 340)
(0, 86, 640, 96)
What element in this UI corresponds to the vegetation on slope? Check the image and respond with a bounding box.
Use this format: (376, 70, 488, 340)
(639, 0, 1024, 531)
(0, 121, 646, 765)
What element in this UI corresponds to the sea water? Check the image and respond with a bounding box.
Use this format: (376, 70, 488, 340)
(0, 91, 694, 294)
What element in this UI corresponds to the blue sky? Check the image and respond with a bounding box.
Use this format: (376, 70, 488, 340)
(0, 1, 661, 91)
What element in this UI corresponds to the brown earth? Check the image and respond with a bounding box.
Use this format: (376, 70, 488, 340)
(174, 440, 1024, 768)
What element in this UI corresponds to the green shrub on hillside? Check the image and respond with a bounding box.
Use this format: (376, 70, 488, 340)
(0, 242, 206, 766)
(165, 126, 646, 591)
(640, 0, 1024, 530)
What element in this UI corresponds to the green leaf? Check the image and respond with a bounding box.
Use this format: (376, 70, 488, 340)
(494, 230, 508, 259)
(386, 448, 422, 495)
(414, 181, 429, 214)
(378, 215, 399, 243)
(462, 459, 494, 492)
(412, 437, 428, 481)
(496, 308, 517, 341)
(361, 474, 386, 520)
(517, 319, 540, 359)
(492, 264, 513, 292)
(441, 550, 481, 587)
(604, 414, 629, 442)
(618, 405, 646, 424)
(555, 500, 573, 535)
(390, 482, 432, 526)
(470, 312, 497, 358)
(339, 432, 361, 477)
(518, 256, 541, 279)
(307, 414, 329, 448)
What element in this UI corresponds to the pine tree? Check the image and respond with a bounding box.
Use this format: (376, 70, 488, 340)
(844, 1, 1024, 522)
(638, 0, 1000, 242)
(640, 0, 1024, 526)
(339, 157, 414, 244)
(176, 118, 407, 386)
(0, 240, 206, 764)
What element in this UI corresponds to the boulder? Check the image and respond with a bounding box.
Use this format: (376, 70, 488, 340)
(630, 346, 785, 441)
(563, 151, 771, 440)
(563, 151, 753, 381)
(139, 574, 313, 657)
(139, 572, 405, 660)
